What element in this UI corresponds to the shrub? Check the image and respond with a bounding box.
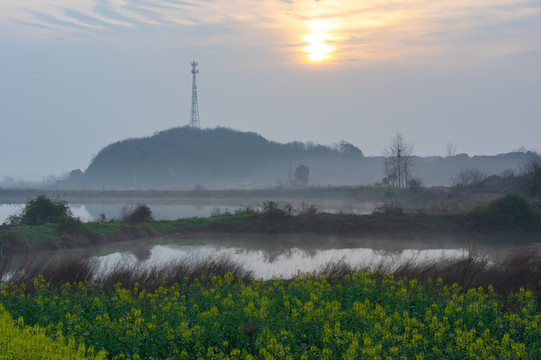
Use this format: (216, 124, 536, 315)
(466, 193, 541, 231)
(296, 203, 319, 216)
(234, 206, 259, 216)
(259, 201, 293, 220)
(56, 215, 83, 234)
(372, 203, 404, 215)
(9, 195, 72, 226)
(120, 204, 154, 223)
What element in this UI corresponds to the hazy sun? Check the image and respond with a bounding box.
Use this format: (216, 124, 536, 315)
(303, 33, 335, 62)
(302, 19, 336, 63)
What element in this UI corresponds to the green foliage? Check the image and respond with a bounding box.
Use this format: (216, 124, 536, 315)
(82, 222, 124, 235)
(260, 201, 293, 220)
(148, 217, 210, 234)
(9, 195, 73, 226)
(1, 274, 540, 359)
(56, 215, 84, 234)
(17, 224, 62, 243)
(120, 204, 154, 223)
(0, 304, 107, 360)
(466, 193, 541, 231)
(234, 206, 259, 217)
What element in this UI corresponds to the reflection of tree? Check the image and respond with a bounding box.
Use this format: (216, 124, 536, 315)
(130, 246, 153, 262)
(373, 249, 404, 256)
(262, 248, 294, 263)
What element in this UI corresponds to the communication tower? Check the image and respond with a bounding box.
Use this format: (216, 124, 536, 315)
(190, 60, 200, 128)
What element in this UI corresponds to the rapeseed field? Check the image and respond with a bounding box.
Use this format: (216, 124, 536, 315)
(1, 272, 540, 359)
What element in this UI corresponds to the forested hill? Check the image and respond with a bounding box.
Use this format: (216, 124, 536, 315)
(76, 126, 536, 190)
(81, 126, 364, 189)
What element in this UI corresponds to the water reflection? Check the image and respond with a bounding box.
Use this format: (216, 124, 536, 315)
(89, 233, 498, 280)
(95, 243, 466, 280)
(5, 233, 537, 281)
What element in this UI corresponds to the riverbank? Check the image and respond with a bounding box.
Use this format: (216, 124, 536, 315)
(2, 193, 540, 256)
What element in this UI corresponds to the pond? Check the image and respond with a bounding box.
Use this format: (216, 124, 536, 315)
(42, 233, 536, 280)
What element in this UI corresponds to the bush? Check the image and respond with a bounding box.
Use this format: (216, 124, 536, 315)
(259, 201, 293, 220)
(9, 195, 73, 226)
(372, 203, 404, 215)
(57, 215, 83, 234)
(121, 204, 154, 223)
(466, 193, 541, 231)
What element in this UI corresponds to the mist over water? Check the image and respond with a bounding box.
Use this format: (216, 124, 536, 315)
(34, 233, 534, 280)
(95, 244, 468, 280)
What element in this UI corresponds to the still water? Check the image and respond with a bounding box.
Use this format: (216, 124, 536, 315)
(72, 233, 530, 280)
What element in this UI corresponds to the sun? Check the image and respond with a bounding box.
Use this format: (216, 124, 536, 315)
(302, 19, 336, 63)
(303, 33, 335, 62)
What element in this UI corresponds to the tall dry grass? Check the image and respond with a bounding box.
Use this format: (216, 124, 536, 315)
(1, 246, 540, 304)
(312, 244, 541, 305)
(0, 253, 252, 293)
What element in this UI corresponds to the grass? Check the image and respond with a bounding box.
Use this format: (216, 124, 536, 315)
(1, 194, 540, 257)
(82, 222, 124, 235)
(148, 217, 211, 234)
(1, 252, 253, 293)
(1, 246, 540, 304)
(7, 223, 61, 243)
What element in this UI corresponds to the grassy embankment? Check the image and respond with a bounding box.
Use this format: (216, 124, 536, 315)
(1, 193, 541, 255)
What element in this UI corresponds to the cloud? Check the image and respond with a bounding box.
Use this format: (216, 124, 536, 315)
(123, 4, 170, 25)
(26, 9, 90, 31)
(63, 9, 112, 27)
(14, 20, 56, 31)
(92, 0, 142, 25)
(6, 0, 540, 66)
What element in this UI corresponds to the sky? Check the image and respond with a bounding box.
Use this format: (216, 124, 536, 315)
(1, 0, 540, 180)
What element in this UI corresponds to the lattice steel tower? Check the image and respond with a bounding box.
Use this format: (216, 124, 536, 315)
(189, 60, 200, 128)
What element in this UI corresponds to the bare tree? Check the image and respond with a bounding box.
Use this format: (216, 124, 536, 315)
(446, 143, 457, 158)
(452, 168, 487, 189)
(520, 155, 541, 196)
(383, 133, 414, 188)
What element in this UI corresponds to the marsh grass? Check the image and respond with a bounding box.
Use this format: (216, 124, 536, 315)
(1, 245, 540, 304)
(0, 252, 253, 293)
(313, 245, 541, 304)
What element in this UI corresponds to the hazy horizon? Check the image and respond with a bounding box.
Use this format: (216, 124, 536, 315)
(1, 0, 540, 180)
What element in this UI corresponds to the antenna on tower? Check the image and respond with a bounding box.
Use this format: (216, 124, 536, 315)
(189, 59, 200, 128)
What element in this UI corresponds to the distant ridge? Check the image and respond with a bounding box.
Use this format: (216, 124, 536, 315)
(81, 126, 363, 189)
(76, 126, 536, 190)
